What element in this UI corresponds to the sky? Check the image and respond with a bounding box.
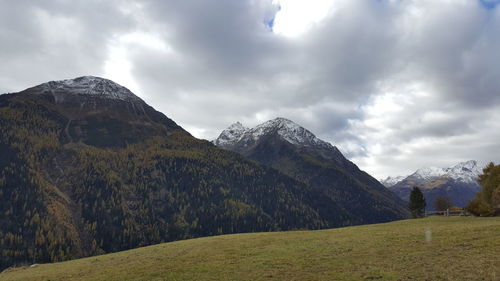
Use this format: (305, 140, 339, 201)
(1, 0, 500, 179)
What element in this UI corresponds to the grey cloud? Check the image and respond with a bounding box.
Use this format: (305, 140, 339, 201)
(395, 1, 500, 108)
(0, 0, 135, 93)
(141, 0, 287, 76)
(1, 0, 500, 178)
(128, 0, 391, 137)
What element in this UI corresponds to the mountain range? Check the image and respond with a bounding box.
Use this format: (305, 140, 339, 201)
(0, 76, 408, 270)
(214, 118, 409, 224)
(381, 160, 484, 211)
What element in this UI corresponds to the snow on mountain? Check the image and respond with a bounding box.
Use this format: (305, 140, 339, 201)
(250, 118, 332, 148)
(411, 166, 447, 180)
(36, 76, 142, 102)
(381, 176, 406, 187)
(387, 160, 486, 210)
(384, 160, 485, 188)
(213, 122, 248, 146)
(444, 160, 484, 183)
(214, 117, 335, 150)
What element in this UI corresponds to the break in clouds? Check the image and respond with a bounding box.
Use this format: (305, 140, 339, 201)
(1, 0, 500, 178)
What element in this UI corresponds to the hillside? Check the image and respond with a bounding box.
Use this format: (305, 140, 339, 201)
(214, 118, 410, 224)
(1, 217, 499, 281)
(0, 76, 371, 269)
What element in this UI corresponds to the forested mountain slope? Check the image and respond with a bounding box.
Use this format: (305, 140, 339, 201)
(0, 77, 352, 270)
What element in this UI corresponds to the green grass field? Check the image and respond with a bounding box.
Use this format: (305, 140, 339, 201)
(1, 217, 499, 281)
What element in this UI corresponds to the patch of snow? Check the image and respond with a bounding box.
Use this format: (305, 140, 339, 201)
(39, 76, 141, 102)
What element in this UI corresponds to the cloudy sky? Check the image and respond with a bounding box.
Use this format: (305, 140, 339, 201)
(1, 0, 500, 179)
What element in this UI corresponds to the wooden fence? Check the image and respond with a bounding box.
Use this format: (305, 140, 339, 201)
(425, 209, 470, 217)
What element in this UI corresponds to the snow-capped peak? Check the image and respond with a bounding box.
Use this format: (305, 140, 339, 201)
(252, 117, 331, 148)
(410, 161, 484, 182)
(380, 175, 406, 187)
(444, 160, 484, 183)
(385, 160, 485, 187)
(412, 166, 446, 180)
(214, 117, 337, 150)
(213, 122, 248, 146)
(37, 76, 141, 102)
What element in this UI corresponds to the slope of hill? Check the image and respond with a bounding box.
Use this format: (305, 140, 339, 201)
(214, 118, 410, 225)
(382, 161, 484, 210)
(0, 77, 357, 270)
(1, 217, 499, 281)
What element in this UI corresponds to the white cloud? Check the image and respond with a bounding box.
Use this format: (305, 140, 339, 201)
(272, 0, 336, 37)
(104, 31, 171, 96)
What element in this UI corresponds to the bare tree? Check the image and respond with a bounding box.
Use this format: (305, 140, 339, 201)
(434, 196, 452, 212)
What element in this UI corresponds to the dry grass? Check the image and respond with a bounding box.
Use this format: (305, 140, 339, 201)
(1, 217, 499, 281)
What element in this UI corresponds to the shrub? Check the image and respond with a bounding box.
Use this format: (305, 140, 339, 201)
(466, 198, 495, 217)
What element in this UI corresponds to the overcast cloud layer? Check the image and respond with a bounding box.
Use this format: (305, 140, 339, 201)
(1, 0, 500, 179)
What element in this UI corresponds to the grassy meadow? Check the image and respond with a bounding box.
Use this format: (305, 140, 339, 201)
(1, 217, 499, 281)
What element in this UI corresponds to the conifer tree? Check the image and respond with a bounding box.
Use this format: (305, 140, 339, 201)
(409, 187, 426, 218)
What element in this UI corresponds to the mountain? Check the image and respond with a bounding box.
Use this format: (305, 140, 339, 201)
(214, 118, 335, 151)
(382, 160, 484, 211)
(214, 118, 410, 225)
(0, 76, 354, 269)
(380, 176, 406, 187)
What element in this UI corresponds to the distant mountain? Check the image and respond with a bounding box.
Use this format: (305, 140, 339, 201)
(382, 160, 484, 211)
(214, 118, 410, 225)
(380, 176, 406, 188)
(0, 77, 355, 269)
